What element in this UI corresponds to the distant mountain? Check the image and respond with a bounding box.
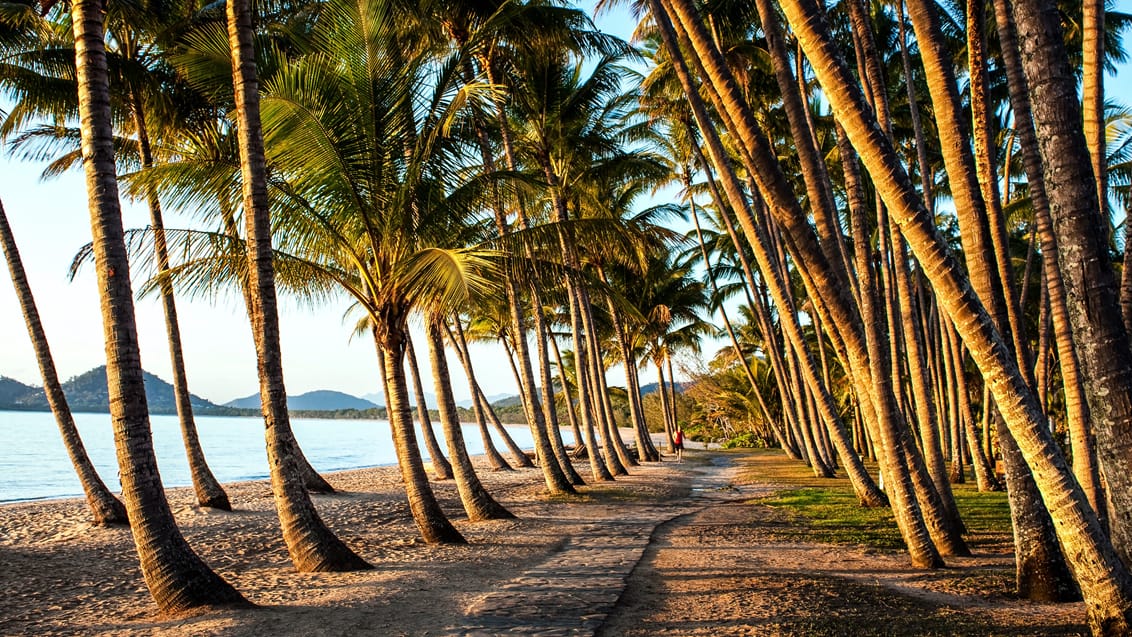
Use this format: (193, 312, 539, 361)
(0, 376, 39, 407)
(363, 390, 447, 409)
(638, 381, 688, 396)
(225, 389, 379, 412)
(0, 366, 233, 415)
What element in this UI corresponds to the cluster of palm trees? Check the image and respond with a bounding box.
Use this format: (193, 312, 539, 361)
(0, 0, 714, 615)
(632, 0, 1132, 633)
(4, 0, 1132, 633)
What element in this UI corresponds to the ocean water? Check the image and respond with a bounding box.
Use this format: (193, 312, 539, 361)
(0, 410, 546, 503)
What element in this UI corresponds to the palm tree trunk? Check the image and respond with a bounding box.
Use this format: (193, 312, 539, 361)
(379, 325, 466, 543)
(990, 0, 1108, 527)
(227, 0, 368, 572)
(426, 319, 513, 521)
(475, 382, 536, 469)
(0, 199, 127, 525)
(471, 113, 573, 492)
(1082, 0, 1107, 221)
(1005, 0, 1132, 573)
(688, 199, 795, 456)
(405, 333, 453, 481)
(129, 92, 229, 511)
(445, 321, 517, 470)
(580, 294, 631, 475)
(655, 0, 892, 509)
(217, 200, 334, 495)
(537, 315, 586, 485)
(550, 332, 585, 456)
(74, 0, 248, 609)
(941, 314, 999, 491)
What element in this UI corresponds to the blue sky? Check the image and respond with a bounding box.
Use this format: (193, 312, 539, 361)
(0, 3, 1129, 405)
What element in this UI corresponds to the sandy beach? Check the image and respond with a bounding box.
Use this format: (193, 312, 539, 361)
(0, 448, 1088, 636)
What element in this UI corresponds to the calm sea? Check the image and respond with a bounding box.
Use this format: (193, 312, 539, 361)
(0, 410, 547, 503)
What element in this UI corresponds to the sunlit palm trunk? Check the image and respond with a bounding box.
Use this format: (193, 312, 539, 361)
(227, 0, 368, 572)
(445, 321, 514, 471)
(0, 200, 127, 525)
(73, 0, 248, 609)
(405, 333, 452, 481)
(778, 0, 1132, 627)
(536, 311, 587, 485)
(470, 116, 573, 492)
(426, 320, 513, 521)
(580, 291, 631, 475)
(652, 1, 890, 509)
(450, 321, 533, 469)
(550, 332, 586, 456)
(990, 0, 1108, 530)
(1006, 0, 1132, 576)
(129, 95, 229, 511)
(1082, 0, 1106, 222)
(217, 185, 334, 496)
(689, 140, 807, 458)
(940, 316, 999, 492)
(379, 325, 466, 544)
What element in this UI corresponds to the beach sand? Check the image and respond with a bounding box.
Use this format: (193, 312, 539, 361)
(0, 447, 1088, 636)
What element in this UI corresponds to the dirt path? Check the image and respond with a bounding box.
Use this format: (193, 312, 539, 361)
(0, 448, 1089, 635)
(598, 451, 1088, 637)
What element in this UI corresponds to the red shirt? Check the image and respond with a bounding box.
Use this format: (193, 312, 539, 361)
(674, 430, 683, 445)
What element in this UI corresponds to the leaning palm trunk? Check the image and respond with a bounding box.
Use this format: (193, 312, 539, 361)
(536, 313, 586, 485)
(405, 333, 452, 481)
(426, 320, 513, 521)
(129, 96, 229, 511)
(451, 330, 533, 468)
(445, 321, 516, 470)
(1005, 0, 1132, 573)
(652, 2, 890, 510)
(550, 333, 586, 456)
(581, 295, 630, 475)
(476, 382, 536, 469)
(217, 190, 335, 495)
(471, 117, 572, 492)
(990, 0, 1107, 527)
(0, 200, 126, 525)
(940, 316, 999, 491)
(665, 0, 926, 525)
(227, 0, 368, 572)
(777, 0, 1132, 628)
(378, 325, 466, 544)
(73, 0, 248, 609)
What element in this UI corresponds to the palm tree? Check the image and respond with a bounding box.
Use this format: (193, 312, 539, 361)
(226, 0, 372, 569)
(70, 0, 248, 610)
(0, 0, 233, 510)
(425, 316, 515, 521)
(0, 196, 127, 525)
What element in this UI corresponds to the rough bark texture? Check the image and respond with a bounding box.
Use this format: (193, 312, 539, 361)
(426, 321, 514, 521)
(74, 0, 248, 610)
(1009, 0, 1132, 565)
(0, 200, 127, 526)
(653, 0, 890, 511)
(379, 328, 466, 544)
(130, 96, 230, 511)
(404, 333, 453, 481)
(228, 0, 369, 572)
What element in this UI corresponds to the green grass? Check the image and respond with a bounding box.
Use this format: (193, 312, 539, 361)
(740, 448, 1013, 552)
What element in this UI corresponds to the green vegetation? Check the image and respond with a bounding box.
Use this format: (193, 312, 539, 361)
(744, 449, 1011, 552)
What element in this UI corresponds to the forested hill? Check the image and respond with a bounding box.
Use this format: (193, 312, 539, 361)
(225, 390, 380, 411)
(0, 366, 245, 416)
